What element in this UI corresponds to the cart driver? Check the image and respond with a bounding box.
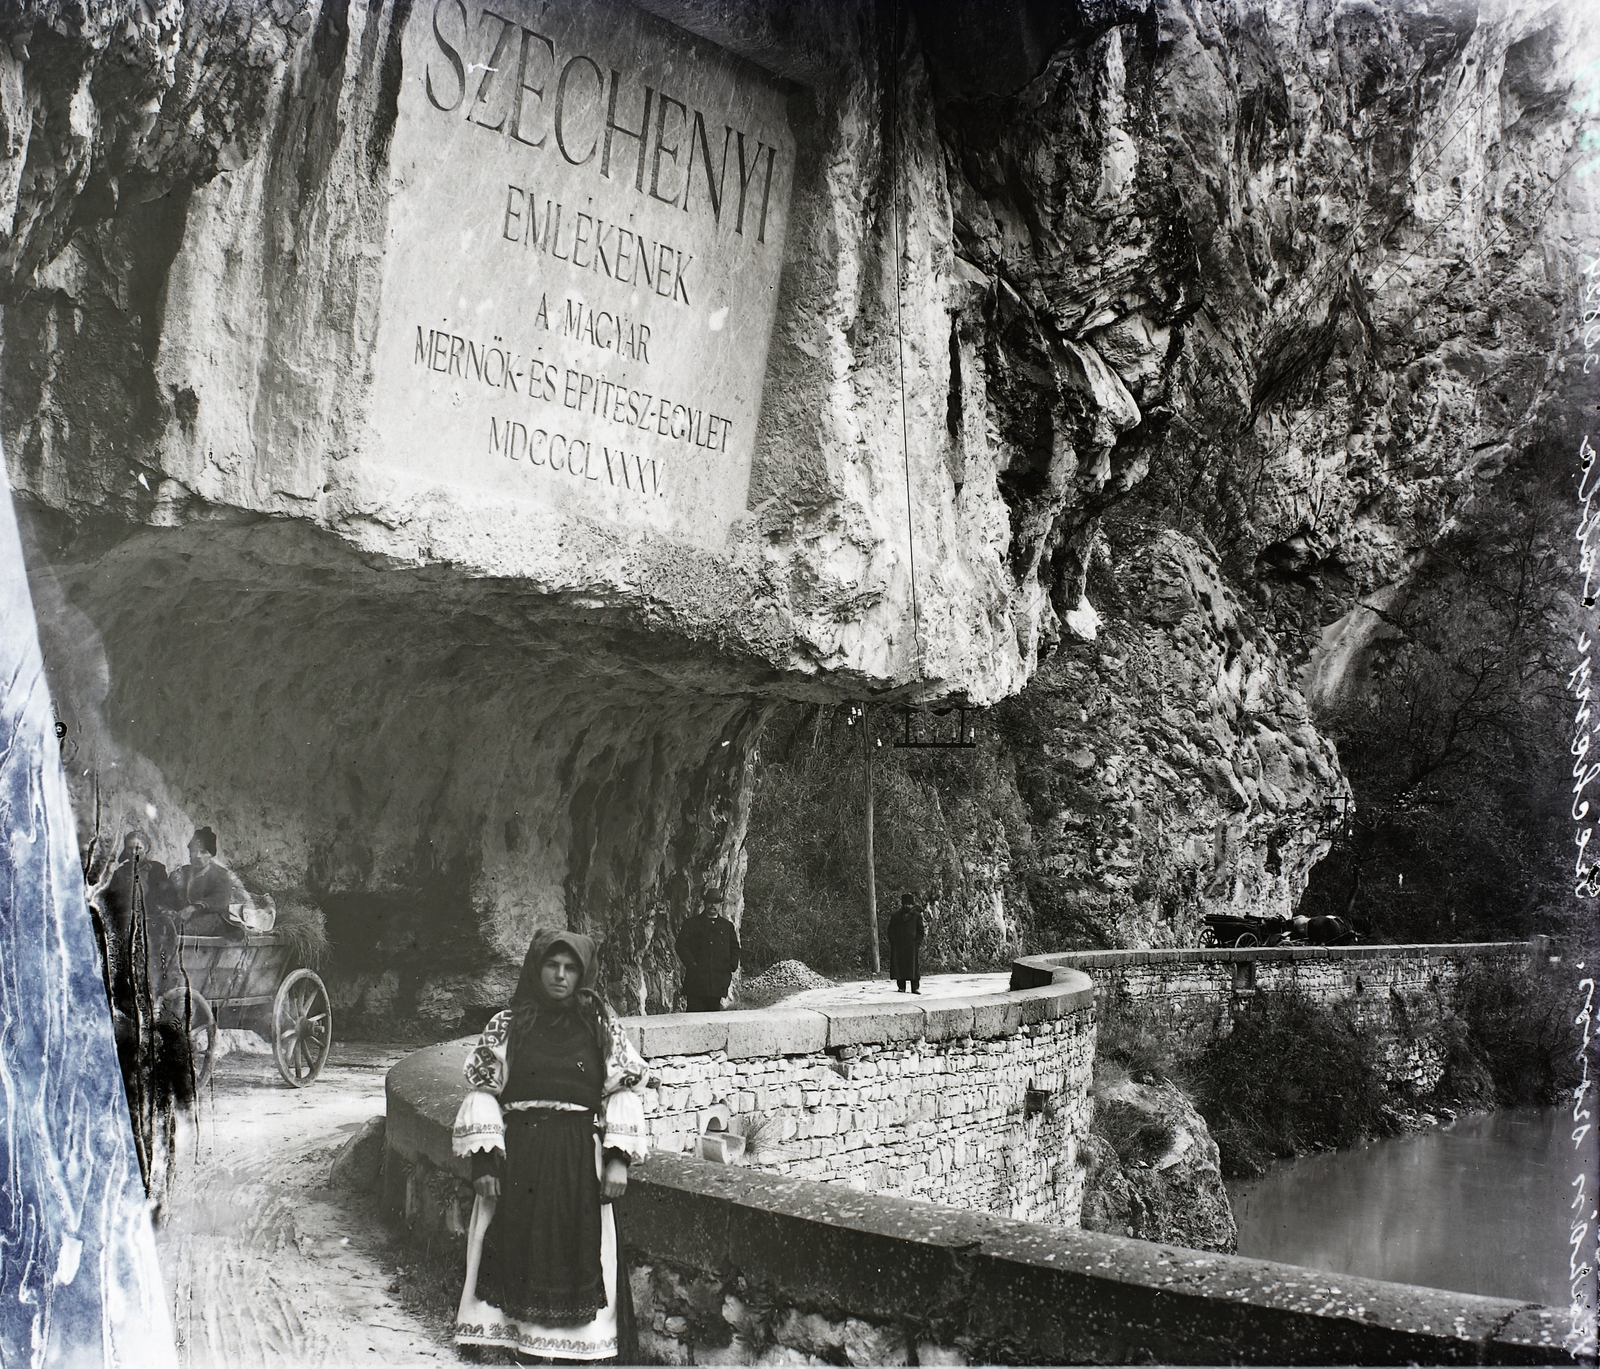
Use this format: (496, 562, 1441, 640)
(172, 826, 254, 940)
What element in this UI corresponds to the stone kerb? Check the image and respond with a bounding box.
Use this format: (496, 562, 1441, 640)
(621, 977, 1093, 1059)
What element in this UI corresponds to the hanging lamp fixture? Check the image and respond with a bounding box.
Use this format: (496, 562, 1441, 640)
(892, 705, 978, 750)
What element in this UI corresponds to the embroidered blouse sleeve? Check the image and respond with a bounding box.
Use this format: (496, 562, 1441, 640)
(452, 1010, 511, 1158)
(601, 1013, 649, 1163)
(464, 1010, 511, 1093)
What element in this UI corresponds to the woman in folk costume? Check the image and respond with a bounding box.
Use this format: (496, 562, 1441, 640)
(452, 929, 649, 1361)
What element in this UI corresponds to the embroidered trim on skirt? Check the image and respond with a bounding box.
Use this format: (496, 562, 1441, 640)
(457, 1198, 631, 1361)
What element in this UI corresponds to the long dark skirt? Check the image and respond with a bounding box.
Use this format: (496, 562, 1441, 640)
(478, 1112, 606, 1327)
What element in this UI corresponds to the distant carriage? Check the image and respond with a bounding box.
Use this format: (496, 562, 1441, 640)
(1199, 912, 1359, 949)
(154, 932, 332, 1090)
(1199, 913, 1295, 949)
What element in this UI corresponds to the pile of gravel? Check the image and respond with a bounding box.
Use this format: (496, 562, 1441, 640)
(733, 959, 833, 1008)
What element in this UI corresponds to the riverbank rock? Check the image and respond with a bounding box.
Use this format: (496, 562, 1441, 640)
(1080, 1078, 1237, 1253)
(1434, 1017, 1497, 1111)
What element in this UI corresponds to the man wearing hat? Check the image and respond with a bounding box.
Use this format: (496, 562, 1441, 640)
(172, 826, 253, 940)
(887, 892, 925, 994)
(677, 887, 741, 1012)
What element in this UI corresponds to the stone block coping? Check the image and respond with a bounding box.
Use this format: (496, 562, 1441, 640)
(619, 970, 1094, 1060)
(617, 1154, 1575, 1365)
(1010, 941, 1534, 989)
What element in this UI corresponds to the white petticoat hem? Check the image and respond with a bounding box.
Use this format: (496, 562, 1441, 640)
(454, 1200, 619, 1361)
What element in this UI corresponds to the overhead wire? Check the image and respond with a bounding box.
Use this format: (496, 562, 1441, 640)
(1259, 71, 1508, 341)
(889, 0, 924, 689)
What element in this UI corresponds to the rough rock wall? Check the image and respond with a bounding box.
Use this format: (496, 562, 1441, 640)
(923, 0, 1596, 936)
(1, 0, 1593, 1010)
(996, 528, 1347, 947)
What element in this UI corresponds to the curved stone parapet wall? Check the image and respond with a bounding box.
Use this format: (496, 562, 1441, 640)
(384, 1148, 1575, 1366)
(381, 953, 1582, 1363)
(387, 973, 1096, 1232)
(1012, 941, 1537, 1093)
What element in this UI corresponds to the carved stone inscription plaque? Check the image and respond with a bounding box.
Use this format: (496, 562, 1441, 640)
(372, 0, 794, 546)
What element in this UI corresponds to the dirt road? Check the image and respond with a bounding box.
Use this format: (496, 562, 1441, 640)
(154, 1037, 455, 1368)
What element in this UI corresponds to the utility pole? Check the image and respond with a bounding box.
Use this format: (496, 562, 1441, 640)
(863, 708, 880, 974)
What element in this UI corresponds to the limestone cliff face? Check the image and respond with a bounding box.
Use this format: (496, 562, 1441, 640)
(1, 0, 1592, 1016)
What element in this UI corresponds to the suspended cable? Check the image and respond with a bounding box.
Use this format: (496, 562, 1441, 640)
(1266, 73, 1510, 330)
(889, 0, 924, 689)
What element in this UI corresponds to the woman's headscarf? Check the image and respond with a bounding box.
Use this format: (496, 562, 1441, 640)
(510, 928, 608, 1061)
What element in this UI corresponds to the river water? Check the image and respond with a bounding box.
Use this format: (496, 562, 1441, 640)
(1228, 1107, 1598, 1309)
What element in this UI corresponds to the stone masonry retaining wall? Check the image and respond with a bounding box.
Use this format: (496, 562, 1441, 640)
(1013, 942, 1534, 1093)
(382, 952, 1580, 1364)
(380, 1146, 1577, 1365)
(387, 975, 1096, 1231)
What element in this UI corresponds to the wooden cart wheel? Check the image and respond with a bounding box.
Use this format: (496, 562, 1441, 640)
(272, 969, 333, 1088)
(1234, 932, 1260, 948)
(1198, 926, 1219, 948)
(156, 987, 217, 1091)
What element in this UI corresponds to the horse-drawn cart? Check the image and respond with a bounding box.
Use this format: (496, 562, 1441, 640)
(1199, 913, 1295, 948)
(1198, 911, 1361, 949)
(155, 932, 332, 1089)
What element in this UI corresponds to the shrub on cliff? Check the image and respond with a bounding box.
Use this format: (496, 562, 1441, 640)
(1450, 962, 1587, 1107)
(1189, 989, 1389, 1178)
(1092, 985, 1184, 1082)
(1300, 440, 1578, 948)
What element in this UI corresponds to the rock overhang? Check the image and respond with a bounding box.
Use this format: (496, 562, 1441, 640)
(4, 0, 1594, 1014)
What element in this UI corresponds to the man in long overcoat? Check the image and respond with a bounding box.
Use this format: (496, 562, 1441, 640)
(887, 892, 925, 994)
(677, 887, 741, 1012)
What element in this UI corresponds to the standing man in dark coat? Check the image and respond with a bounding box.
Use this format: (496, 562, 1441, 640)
(101, 830, 177, 1017)
(677, 887, 741, 1012)
(888, 893, 925, 994)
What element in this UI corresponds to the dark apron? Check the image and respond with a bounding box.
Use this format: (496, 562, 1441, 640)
(479, 1110, 606, 1327)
